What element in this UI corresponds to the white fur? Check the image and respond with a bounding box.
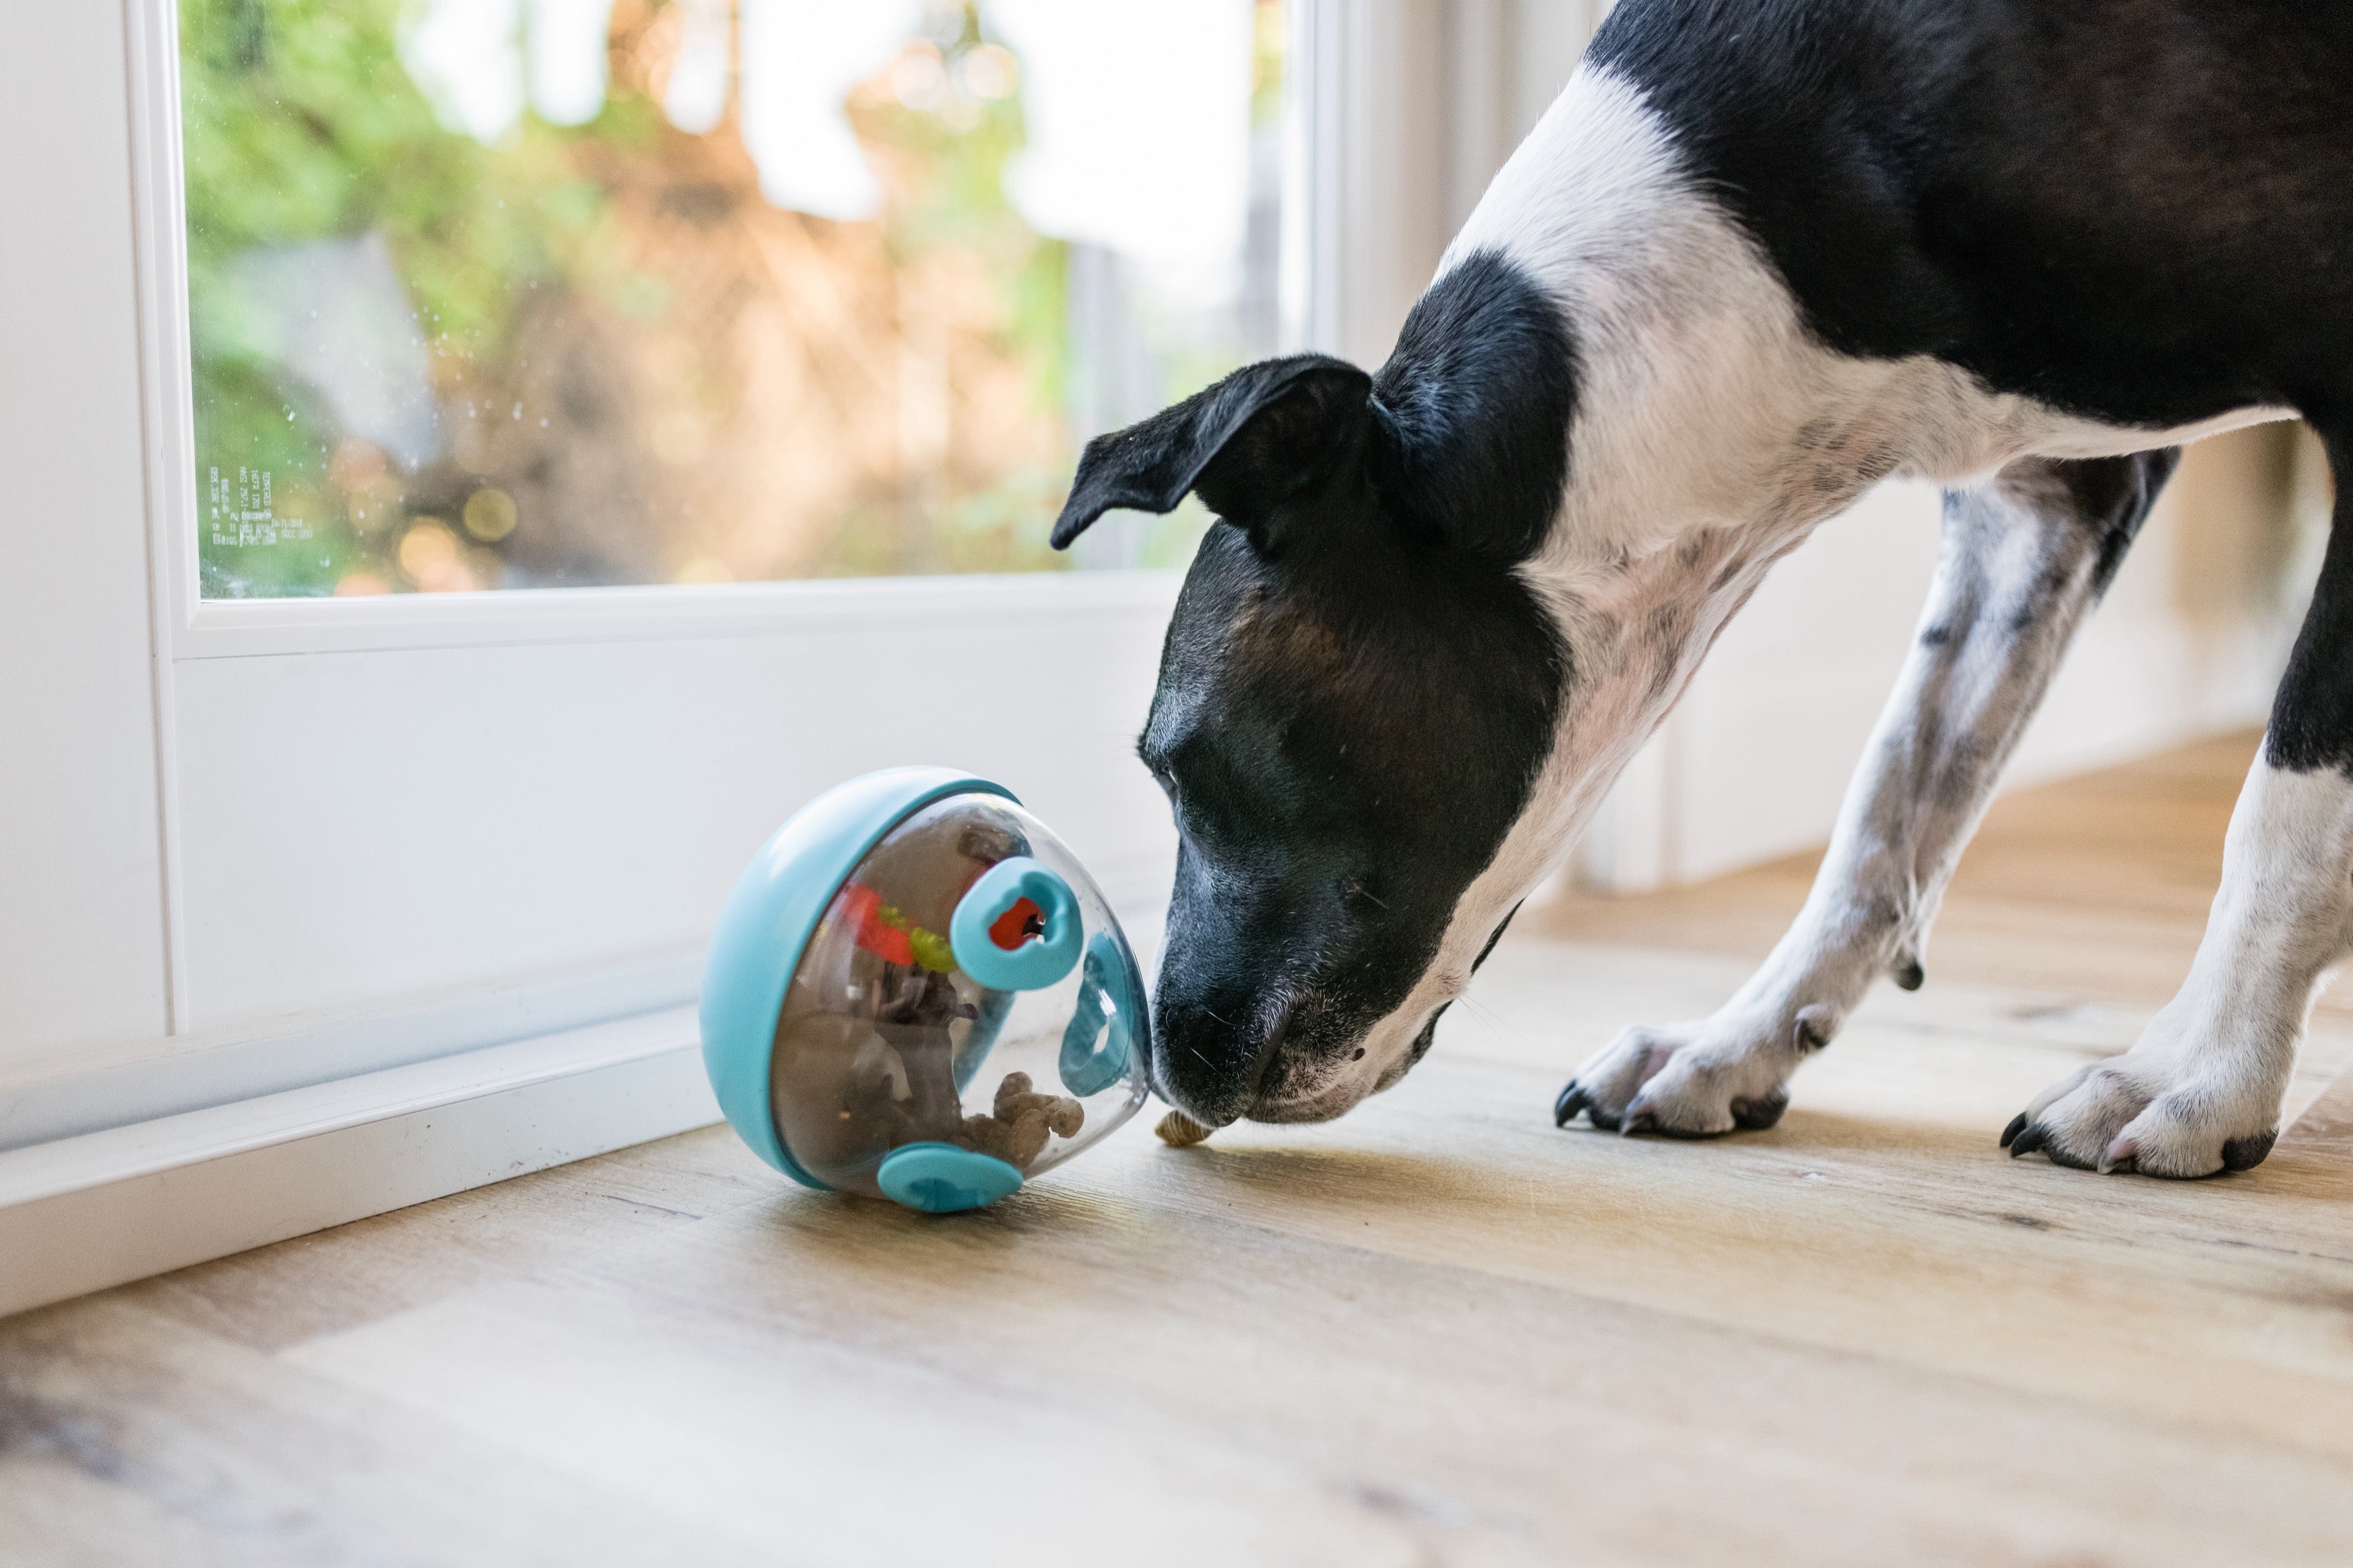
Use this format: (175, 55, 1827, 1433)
(1281, 64, 2294, 1122)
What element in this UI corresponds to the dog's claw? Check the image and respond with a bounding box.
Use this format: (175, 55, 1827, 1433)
(2000, 1112, 2029, 1149)
(1620, 1110, 1659, 1137)
(2221, 1129, 2278, 1171)
(2007, 1120, 2048, 1159)
(1554, 1080, 1625, 1133)
(2098, 1137, 2137, 1175)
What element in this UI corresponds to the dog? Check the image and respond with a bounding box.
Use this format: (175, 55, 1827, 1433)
(1046, 0, 2352, 1180)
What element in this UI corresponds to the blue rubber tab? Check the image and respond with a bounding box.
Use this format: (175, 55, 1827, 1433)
(949, 857, 1082, 991)
(1058, 932, 1133, 1097)
(876, 1142, 1025, 1212)
(699, 768, 1016, 1188)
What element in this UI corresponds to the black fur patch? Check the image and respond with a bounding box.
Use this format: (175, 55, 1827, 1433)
(1472, 901, 1524, 973)
(2057, 449, 2181, 597)
(2266, 434, 2353, 772)
(1591, 0, 2353, 429)
(1369, 251, 1581, 562)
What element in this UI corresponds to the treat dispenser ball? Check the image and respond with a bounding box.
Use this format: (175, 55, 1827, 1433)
(700, 768, 1151, 1213)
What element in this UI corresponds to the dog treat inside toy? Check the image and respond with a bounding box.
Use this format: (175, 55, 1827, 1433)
(1154, 1109, 1213, 1147)
(961, 1071, 1085, 1170)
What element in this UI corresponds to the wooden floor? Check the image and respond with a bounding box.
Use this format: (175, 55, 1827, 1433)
(7, 731, 2353, 1566)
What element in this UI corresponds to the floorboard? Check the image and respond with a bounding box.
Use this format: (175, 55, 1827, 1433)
(5, 731, 2351, 1565)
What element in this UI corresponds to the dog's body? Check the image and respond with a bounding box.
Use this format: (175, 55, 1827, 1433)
(1052, 0, 2353, 1178)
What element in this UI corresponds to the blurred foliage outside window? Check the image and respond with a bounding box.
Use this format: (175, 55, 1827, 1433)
(183, 0, 1287, 597)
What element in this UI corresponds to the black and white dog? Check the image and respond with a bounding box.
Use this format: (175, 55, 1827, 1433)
(1049, 0, 2353, 1179)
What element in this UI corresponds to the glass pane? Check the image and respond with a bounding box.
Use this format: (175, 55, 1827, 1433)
(180, 0, 1289, 597)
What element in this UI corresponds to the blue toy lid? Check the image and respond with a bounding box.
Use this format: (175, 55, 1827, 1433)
(699, 767, 1017, 1189)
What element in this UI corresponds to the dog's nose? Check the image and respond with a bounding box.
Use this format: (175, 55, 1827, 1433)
(1149, 984, 1285, 1128)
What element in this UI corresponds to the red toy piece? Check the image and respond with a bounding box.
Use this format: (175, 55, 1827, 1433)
(989, 895, 1045, 951)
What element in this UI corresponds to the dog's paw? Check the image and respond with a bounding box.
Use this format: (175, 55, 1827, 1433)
(1554, 1006, 1831, 1138)
(2002, 1051, 2284, 1179)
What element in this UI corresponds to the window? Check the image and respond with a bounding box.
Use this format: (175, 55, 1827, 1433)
(181, 0, 1289, 598)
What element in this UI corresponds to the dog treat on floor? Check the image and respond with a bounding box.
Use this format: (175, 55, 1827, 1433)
(1154, 1109, 1212, 1147)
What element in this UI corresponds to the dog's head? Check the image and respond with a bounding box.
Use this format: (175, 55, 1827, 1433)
(1051, 252, 1577, 1126)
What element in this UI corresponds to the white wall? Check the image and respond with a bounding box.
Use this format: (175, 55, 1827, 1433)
(166, 587, 1177, 1032)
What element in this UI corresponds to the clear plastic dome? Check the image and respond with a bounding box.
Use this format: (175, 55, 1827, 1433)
(765, 791, 1150, 1203)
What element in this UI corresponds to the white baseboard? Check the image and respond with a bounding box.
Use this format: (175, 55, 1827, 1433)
(0, 951, 703, 1155)
(0, 1006, 717, 1319)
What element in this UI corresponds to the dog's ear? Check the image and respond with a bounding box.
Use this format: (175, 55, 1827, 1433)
(1050, 355, 1371, 554)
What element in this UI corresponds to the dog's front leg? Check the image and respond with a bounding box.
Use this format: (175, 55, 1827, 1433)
(1556, 452, 2179, 1137)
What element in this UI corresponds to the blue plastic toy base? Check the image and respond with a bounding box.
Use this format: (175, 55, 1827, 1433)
(875, 1142, 1025, 1212)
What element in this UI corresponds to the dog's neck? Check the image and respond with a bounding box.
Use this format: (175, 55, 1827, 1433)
(1433, 67, 2005, 891)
